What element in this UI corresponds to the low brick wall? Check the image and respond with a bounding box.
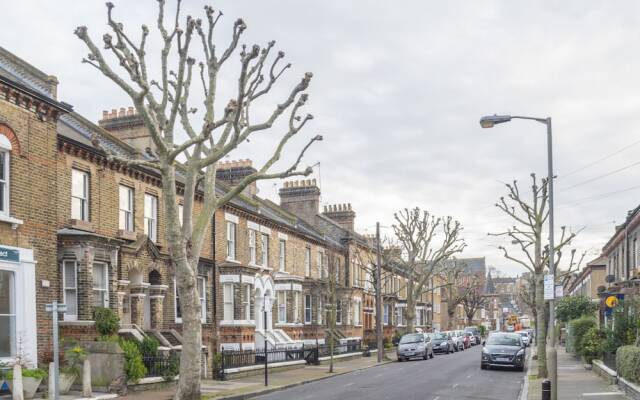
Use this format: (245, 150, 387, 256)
(592, 360, 617, 385)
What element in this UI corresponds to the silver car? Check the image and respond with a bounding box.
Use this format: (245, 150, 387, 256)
(397, 332, 434, 361)
(448, 330, 466, 351)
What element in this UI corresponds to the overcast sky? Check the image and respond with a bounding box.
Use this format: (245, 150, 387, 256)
(5, 1, 640, 276)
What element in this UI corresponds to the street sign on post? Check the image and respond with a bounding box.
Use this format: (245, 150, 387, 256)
(554, 285, 563, 298)
(46, 302, 67, 400)
(544, 274, 555, 300)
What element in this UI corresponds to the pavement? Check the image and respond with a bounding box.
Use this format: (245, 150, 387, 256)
(526, 346, 628, 400)
(255, 345, 525, 400)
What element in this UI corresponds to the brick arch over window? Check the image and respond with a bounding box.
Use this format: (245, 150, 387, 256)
(0, 124, 20, 155)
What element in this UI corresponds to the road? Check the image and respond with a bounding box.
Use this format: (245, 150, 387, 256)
(255, 345, 527, 400)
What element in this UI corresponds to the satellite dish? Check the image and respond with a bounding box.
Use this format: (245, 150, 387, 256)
(605, 275, 616, 283)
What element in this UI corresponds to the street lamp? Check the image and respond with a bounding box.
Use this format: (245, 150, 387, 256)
(479, 114, 557, 400)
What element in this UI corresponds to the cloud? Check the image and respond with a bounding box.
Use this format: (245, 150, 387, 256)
(5, 0, 640, 276)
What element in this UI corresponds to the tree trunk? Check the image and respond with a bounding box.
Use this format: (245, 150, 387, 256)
(406, 281, 416, 332)
(535, 271, 547, 378)
(175, 259, 202, 400)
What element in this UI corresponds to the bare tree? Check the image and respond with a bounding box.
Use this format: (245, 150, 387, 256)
(439, 261, 469, 329)
(75, 3, 321, 398)
(490, 174, 577, 378)
(460, 279, 487, 326)
(392, 207, 466, 332)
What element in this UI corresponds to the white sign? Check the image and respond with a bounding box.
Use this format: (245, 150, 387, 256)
(544, 274, 555, 300)
(555, 285, 563, 298)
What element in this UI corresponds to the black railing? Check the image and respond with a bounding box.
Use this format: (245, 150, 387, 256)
(218, 340, 364, 379)
(142, 352, 180, 378)
(603, 351, 617, 371)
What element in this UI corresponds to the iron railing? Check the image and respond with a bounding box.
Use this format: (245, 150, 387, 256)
(218, 340, 364, 379)
(142, 352, 180, 378)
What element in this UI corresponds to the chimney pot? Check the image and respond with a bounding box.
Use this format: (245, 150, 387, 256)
(102, 110, 109, 119)
(110, 109, 118, 118)
(127, 106, 135, 116)
(119, 107, 126, 117)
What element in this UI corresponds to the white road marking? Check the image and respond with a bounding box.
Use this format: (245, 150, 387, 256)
(343, 382, 354, 387)
(433, 397, 440, 400)
(582, 393, 624, 397)
(452, 383, 459, 389)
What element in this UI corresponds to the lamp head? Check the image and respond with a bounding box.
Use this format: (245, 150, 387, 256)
(479, 114, 512, 128)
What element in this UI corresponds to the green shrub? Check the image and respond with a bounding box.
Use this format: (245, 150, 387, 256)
(162, 353, 180, 381)
(604, 311, 637, 352)
(138, 337, 159, 356)
(6, 368, 48, 380)
(556, 295, 598, 323)
(478, 325, 487, 337)
(580, 327, 606, 364)
(119, 339, 147, 382)
(617, 345, 640, 384)
(93, 307, 120, 337)
(568, 316, 597, 355)
(61, 344, 88, 376)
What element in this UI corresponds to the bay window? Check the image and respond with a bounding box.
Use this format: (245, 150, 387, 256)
(277, 291, 286, 323)
(92, 262, 109, 308)
(223, 283, 234, 321)
(304, 294, 312, 324)
(293, 292, 299, 323)
(62, 260, 78, 320)
(71, 169, 89, 221)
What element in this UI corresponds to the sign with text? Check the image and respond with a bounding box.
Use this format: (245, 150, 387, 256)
(555, 285, 563, 298)
(544, 274, 555, 300)
(0, 247, 19, 263)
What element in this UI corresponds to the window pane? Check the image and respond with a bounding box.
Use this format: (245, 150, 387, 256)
(65, 290, 77, 315)
(93, 263, 106, 289)
(0, 270, 14, 315)
(64, 261, 76, 289)
(0, 152, 5, 181)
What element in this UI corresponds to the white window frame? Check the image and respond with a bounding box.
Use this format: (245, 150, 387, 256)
(353, 300, 361, 326)
(278, 291, 287, 323)
(0, 147, 9, 217)
(118, 185, 134, 231)
(261, 233, 269, 268)
(317, 297, 323, 325)
(178, 203, 184, 227)
(198, 276, 207, 323)
(293, 292, 299, 323)
(383, 304, 389, 325)
(62, 260, 78, 321)
(304, 248, 311, 277)
(71, 169, 89, 221)
(223, 283, 234, 321)
(92, 262, 109, 308)
(249, 230, 257, 265)
(279, 239, 286, 271)
(336, 300, 342, 325)
(304, 294, 312, 324)
(226, 222, 236, 261)
(174, 279, 182, 323)
(144, 194, 158, 242)
(244, 284, 251, 320)
(0, 269, 15, 358)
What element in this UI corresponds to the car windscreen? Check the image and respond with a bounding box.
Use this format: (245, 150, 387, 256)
(399, 334, 423, 344)
(517, 332, 528, 337)
(433, 333, 448, 340)
(486, 335, 521, 346)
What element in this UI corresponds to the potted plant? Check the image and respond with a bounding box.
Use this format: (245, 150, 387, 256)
(59, 344, 88, 394)
(7, 368, 48, 399)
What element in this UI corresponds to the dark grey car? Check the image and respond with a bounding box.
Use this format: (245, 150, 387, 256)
(397, 333, 434, 362)
(430, 332, 455, 354)
(480, 333, 526, 371)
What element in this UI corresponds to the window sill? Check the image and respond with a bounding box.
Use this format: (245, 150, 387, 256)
(117, 229, 137, 241)
(68, 219, 95, 232)
(0, 214, 23, 229)
(226, 258, 241, 264)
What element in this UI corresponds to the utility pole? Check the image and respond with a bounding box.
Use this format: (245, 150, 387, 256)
(545, 118, 558, 400)
(45, 301, 67, 400)
(375, 222, 383, 362)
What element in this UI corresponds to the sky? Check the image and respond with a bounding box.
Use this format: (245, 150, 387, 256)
(4, 1, 640, 276)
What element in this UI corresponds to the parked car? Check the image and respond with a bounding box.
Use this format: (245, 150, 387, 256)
(465, 332, 476, 346)
(430, 332, 455, 354)
(480, 332, 525, 371)
(397, 332, 434, 362)
(460, 330, 470, 348)
(448, 330, 465, 351)
(515, 330, 530, 347)
(465, 326, 481, 345)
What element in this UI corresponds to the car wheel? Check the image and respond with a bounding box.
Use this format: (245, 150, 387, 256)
(516, 365, 524, 372)
(481, 363, 487, 370)
(398, 357, 403, 362)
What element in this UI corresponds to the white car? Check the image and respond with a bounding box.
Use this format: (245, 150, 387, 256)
(515, 330, 530, 347)
(445, 330, 465, 351)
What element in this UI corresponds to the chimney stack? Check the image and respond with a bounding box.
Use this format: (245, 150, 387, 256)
(216, 159, 258, 197)
(322, 202, 356, 231)
(98, 107, 152, 153)
(279, 179, 320, 225)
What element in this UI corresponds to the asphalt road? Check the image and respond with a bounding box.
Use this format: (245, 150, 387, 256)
(255, 345, 527, 400)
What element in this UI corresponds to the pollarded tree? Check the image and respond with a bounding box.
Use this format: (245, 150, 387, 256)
(460, 278, 487, 326)
(490, 174, 577, 378)
(75, 3, 321, 399)
(392, 207, 466, 332)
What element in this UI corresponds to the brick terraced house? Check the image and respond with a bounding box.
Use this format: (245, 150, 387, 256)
(0, 46, 448, 376)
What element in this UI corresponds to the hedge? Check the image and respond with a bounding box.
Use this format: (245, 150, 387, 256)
(567, 316, 597, 355)
(580, 327, 607, 364)
(616, 345, 640, 384)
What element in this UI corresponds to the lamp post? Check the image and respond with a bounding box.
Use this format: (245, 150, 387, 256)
(263, 293, 268, 386)
(479, 114, 557, 400)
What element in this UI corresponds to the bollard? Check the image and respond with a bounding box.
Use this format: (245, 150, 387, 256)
(542, 379, 551, 400)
